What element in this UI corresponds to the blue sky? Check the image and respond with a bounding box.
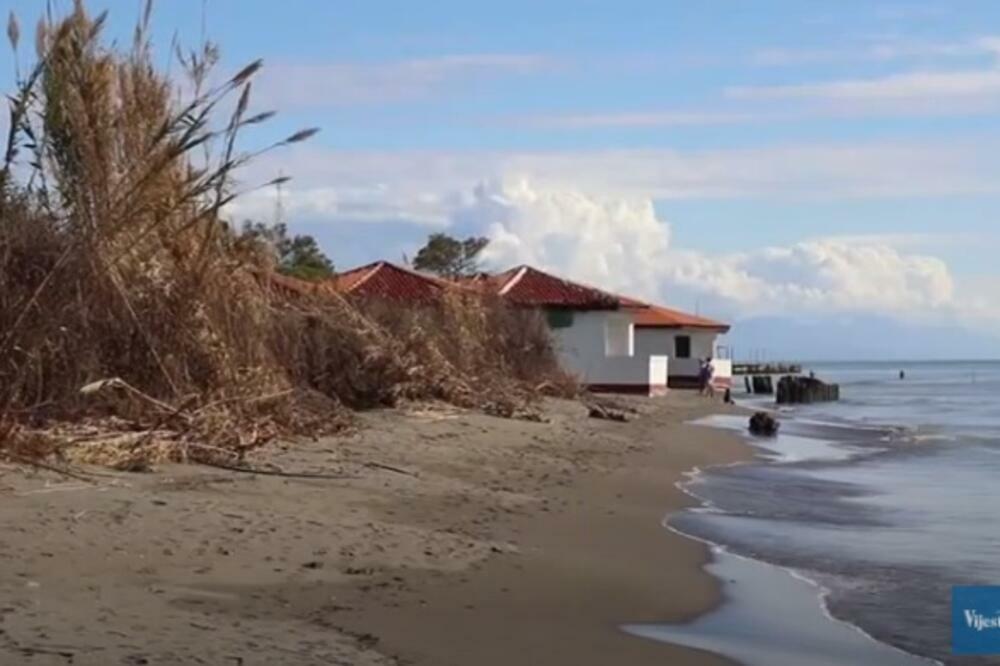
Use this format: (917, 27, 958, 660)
(6, 1, 1000, 357)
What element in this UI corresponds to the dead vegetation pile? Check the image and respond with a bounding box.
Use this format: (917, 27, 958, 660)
(263, 275, 574, 414)
(0, 2, 573, 474)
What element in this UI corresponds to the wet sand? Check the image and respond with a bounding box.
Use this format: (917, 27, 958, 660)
(0, 393, 750, 665)
(629, 551, 937, 666)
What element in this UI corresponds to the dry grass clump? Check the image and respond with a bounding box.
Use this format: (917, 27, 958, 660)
(0, 2, 330, 469)
(363, 292, 575, 414)
(0, 2, 572, 473)
(264, 282, 574, 418)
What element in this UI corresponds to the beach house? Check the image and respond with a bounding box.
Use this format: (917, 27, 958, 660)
(622, 298, 732, 389)
(482, 265, 731, 394)
(306, 261, 731, 395)
(481, 266, 668, 395)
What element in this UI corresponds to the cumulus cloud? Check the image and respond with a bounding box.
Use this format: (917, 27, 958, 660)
(432, 179, 1000, 329)
(229, 138, 1000, 228)
(223, 148, 1000, 331)
(661, 241, 956, 318)
(451, 179, 671, 299)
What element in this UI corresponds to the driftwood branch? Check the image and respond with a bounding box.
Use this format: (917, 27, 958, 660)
(195, 459, 358, 480)
(0, 451, 96, 483)
(586, 403, 628, 423)
(362, 461, 418, 477)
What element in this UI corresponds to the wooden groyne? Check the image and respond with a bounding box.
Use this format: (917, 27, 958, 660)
(745, 375, 775, 395)
(733, 362, 802, 376)
(776, 376, 840, 404)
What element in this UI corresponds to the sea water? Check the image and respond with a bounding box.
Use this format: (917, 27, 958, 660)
(636, 362, 1000, 665)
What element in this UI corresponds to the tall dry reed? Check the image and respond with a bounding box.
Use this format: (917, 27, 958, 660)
(0, 1, 571, 469)
(0, 2, 325, 459)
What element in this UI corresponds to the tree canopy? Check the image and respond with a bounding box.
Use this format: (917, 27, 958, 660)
(241, 221, 334, 281)
(412, 233, 489, 278)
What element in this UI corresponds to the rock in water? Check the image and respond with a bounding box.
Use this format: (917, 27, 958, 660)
(749, 411, 780, 437)
(776, 375, 840, 405)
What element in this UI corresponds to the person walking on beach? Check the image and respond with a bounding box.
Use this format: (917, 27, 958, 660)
(699, 358, 716, 398)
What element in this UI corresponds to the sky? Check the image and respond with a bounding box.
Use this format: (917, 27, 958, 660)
(5, 0, 1000, 359)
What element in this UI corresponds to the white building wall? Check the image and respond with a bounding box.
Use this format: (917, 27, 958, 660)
(550, 311, 666, 393)
(551, 311, 628, 371)
(581, 354, 669, 393)
(711, 359, 733, 388)
(633, 327, 727, 380)
(604, 315, 633, 357)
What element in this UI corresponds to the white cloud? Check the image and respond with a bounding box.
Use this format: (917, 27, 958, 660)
(503, 143, 1000, 199)
(254, 54, 554, 108)
(729, 69, 1000, 103)
(229, 138, 1000, 228)
(661, 241, 956, 318)
(748, 34, 992, 67)
(226, 149, 1000, 331)
(873, 4, 951, 22)
(725, 63, 1000, 118)
(227, 183, 452, 227)
(505, 35, 1000, 129)
(456, 179, 670, 299)
(222, 142, 1000, 332)
(811, 232, 994, 250)
(434, 179, 1000, 330)
(511, 110, 762, 129)
(723, 32, 1000, 117)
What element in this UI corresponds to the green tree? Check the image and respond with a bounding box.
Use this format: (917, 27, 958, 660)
(412, 233, 489, 278)
(241, 221, 334, 281)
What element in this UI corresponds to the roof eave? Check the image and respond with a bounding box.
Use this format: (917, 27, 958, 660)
(511, 302, 620, 311)
(635, 323, 730, 332)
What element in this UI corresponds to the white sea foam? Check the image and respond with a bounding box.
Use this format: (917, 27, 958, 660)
(690, 413, 865, 463)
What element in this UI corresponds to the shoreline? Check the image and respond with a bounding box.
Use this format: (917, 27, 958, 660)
(658, 411, 940, 666)
(328, 394, 755, 665)
(0, 393, 753, 665)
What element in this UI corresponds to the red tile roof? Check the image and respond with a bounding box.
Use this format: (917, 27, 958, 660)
(257, 270, 334, 299)
(481, 265, 728, 328)
(329, 261, 460, 302)
(266, 260, 729, 331)
(485, 265, 620, 310)
(620, 295, 729, 331)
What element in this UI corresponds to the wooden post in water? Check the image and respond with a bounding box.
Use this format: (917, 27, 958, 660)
(751, 376, 774, 395)
(776, 375, 840, 404)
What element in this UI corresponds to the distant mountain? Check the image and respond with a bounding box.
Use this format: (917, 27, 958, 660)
(724, 314, 1000, 362)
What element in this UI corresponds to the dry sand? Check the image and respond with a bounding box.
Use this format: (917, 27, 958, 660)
(0, 392, 751, 665)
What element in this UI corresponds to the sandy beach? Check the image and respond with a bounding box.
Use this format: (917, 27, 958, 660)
(0, 393, 750, 665)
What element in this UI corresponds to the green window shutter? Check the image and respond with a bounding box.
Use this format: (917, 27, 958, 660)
(546, 309, 575, 329)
